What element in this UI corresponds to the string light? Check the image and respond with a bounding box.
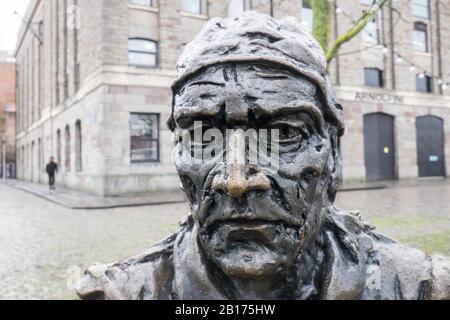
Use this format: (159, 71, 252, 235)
(336, 3, 449, 93)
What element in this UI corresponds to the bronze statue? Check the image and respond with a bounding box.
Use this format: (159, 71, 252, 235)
(77, 12, 450, 300)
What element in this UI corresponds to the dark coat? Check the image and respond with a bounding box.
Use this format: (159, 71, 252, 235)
(46, 162, 58, 175)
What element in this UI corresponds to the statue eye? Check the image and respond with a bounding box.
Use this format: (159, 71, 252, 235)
(272, 124, 306, 143)
(189, 122, 215, 149)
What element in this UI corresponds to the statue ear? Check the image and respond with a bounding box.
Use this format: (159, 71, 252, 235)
(167, 114, 176, 132)
(327, 126, 343, 204)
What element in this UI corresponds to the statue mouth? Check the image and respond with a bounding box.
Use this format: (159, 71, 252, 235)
(222, 220, 280, 247)
(204, 217, 301, 248)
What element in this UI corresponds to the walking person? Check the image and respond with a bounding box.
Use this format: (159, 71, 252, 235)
(46, 157, 58, 190)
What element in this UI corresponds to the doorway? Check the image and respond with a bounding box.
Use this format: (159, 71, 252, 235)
(363, 113, 396, 181)
(416, 115, 446, 177)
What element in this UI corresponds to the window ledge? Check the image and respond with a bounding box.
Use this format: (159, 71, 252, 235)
(362, 42, 382, 47)
(128, 4, 159, 13)
(129, 64, 158, 69)
(413, 51, 431, 57)
(180, 11, 209, 20)
(412, 15, 430, 20)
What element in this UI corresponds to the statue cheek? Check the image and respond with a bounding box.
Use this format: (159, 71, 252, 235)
(278, 138, 331, 179)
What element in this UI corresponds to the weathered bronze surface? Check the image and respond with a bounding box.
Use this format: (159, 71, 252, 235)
(77, 12, 450, 300)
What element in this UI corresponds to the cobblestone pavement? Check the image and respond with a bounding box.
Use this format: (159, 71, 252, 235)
(336, 179, 450, 257)
(0, 183, 188, 300)
(1, 179, 449, 300)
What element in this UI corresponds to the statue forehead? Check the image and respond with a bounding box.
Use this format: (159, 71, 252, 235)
(173, 64, 322, 124)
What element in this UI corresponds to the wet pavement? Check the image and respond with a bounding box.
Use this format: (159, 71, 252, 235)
(1, 178, 449, 300)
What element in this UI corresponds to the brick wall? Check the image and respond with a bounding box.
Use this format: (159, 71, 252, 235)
(0, 61, 16, 164)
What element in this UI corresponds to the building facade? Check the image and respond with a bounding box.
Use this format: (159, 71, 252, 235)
(15, 0, 450, 196)
(0, 51, 16, 178)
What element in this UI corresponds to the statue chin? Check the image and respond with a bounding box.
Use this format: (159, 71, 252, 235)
(199, 222, 303, 279)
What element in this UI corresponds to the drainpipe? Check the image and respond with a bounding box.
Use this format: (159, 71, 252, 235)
(388, 0, 396, 90)
(435, 0, 443, 94)
(333, 0, 340, 85)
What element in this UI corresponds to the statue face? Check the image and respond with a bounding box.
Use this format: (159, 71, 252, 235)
(172, 63, 335, 278)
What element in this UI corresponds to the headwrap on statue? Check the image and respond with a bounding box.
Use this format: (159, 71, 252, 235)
(169, 11, 345, 136)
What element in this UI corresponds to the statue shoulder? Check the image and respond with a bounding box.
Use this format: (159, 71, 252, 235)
(368, 228, 450, 300)
(429, 253, 450, 299)
(328, 208, 450, 299)
(76, 218, 192, 300)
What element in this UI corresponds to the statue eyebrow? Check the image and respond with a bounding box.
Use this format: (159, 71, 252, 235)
(255, 72, 289, 80)
(258, 103, 325, 137)
(188, 81, 225, 87)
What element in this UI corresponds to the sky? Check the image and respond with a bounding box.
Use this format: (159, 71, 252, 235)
(0, 0, 30, 54)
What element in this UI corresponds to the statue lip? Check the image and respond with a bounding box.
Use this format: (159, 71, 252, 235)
(204, 216, 301, 233)
(224, 221, 279, 246)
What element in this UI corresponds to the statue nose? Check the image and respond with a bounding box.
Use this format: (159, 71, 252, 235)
(212, 129, 271, 198)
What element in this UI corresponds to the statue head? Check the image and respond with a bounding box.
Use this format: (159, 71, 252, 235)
(168, 12, 345, 279)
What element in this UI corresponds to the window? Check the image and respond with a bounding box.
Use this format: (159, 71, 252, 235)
(65, 125, 71, 172)
(128, 38, 157, 67)
(413, 22, 428, 53)
(364, 68, 384, 87)
(182, 0, 202, 14)
(130, 113, 160, 163)
(416, 74, 432, 93)
(228, 0, 252, 18)
(363, 16, 379, 43)
(412, 0, 430, 19)
(38, 138, 42, 173)
(75, 120, 82, 172)
(21, 146, 25, 178)
(301, 0, 313, 33)
(56, 129, 61, 166)
(128, 0, 153, 6)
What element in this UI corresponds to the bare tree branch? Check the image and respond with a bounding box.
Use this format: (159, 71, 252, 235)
(325, 0, 389, 63)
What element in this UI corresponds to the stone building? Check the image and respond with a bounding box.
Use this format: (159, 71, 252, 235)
(15, 0, 450, 196)
(0, 51, 16, 178)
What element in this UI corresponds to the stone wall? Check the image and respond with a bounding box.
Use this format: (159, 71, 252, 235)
(0, 60, 16, 167)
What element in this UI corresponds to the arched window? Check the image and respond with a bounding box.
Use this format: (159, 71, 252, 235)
(128, 38, 157, 67)
(56, 129, 62, 167)
(75, 120, 82, 172)
(65, 125, 71, 172)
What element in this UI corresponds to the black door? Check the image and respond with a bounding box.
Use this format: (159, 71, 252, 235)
(364, 113, 396, 181)
(416, 115, 446, 177)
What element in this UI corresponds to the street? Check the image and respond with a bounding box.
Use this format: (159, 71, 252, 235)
(1, 179, 450, 299)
